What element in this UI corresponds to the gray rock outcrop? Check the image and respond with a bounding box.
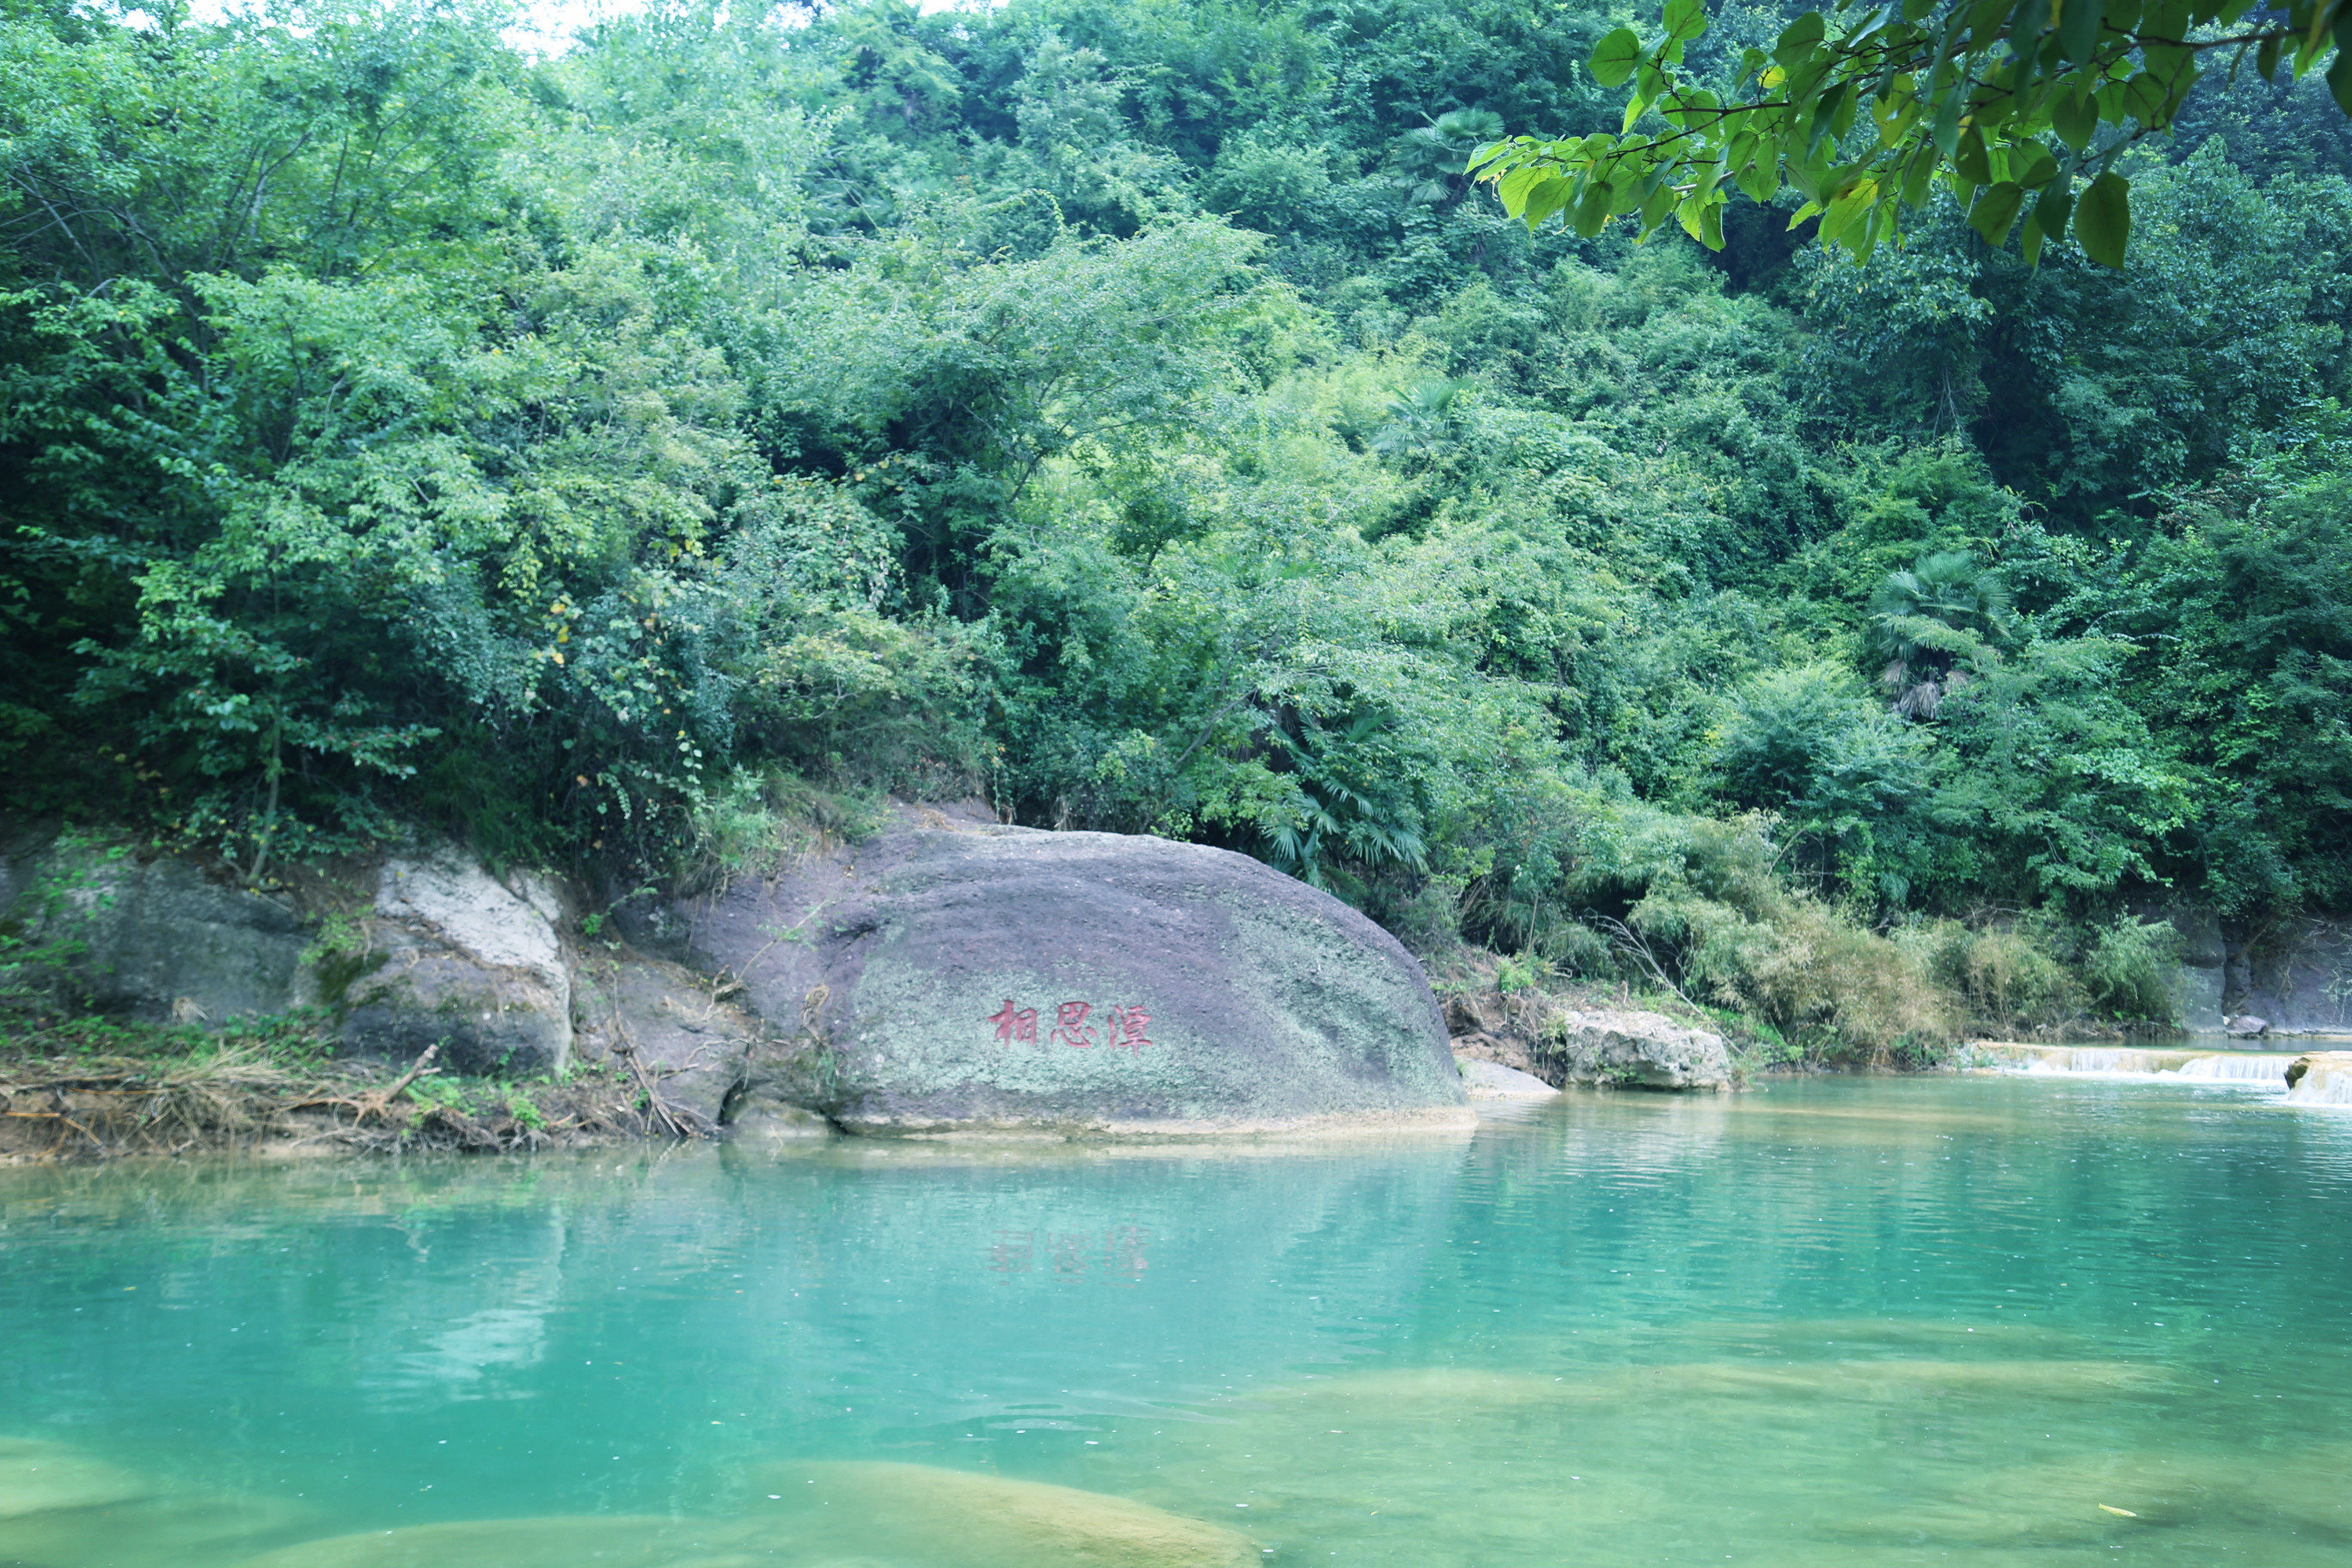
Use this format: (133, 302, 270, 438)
(341, 851, 572, 1076)
(64, 854, 312, 1025)
(677, 823, 1471, 1136)
(2161, 904, 2228, 1031)
(2216, 915, 2350, 1036)
(1542, 1008, 1734, 1091)
(2129, 907, 2352, 1038)
(1456, 1057, 1561, 1099)
(0, 833, 312, 1025)
(570, 955, 762, 1131)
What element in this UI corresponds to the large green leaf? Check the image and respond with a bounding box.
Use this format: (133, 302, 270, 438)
(1571, 180, 1615, 236)
(2073, 170, 2130, 266)
(2031, 179, 2074, 259)
(2051, 89, 2098, 150)
(1589, 28, 1644, 89)
(1773, 11, 1826, 68)
(1967, 180, 2025, 246)
(1931, 85, 1965, 156)
(2331, 17, 2352, 117)
(2058, 0, 2104, 64)
(1954, 128, 1992, 187)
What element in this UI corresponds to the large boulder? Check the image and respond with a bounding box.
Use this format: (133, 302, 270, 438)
(681, 824, 1470, 1136)
(1540, 1008, 1734, 1091)
(341, 851, 572, 1076)
(5, 838, 312, 1026)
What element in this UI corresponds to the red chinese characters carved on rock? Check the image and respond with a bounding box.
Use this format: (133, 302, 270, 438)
(986, 1000, 1038, 1044)
(1105, 1005, 1151, 1055)
(1051, 1001, 1096, 1049)
(982, 999, 1153, 1054)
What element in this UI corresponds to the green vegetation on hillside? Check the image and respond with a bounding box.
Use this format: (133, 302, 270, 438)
(3, 0, 2347, 1057)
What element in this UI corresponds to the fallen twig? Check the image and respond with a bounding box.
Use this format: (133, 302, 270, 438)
(285, 1044, 438, 1125)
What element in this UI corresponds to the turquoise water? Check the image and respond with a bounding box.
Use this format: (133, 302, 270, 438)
(4, 1074, 2352, 1566)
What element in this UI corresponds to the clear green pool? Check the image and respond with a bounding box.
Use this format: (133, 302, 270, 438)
(4, 1074, 2350, 1566)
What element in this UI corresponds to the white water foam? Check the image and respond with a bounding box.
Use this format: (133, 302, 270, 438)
(2287, 1061, 2352, 1106)
(2166, 1054, 2296, 1085)
(1981, 1045, 2294, 1087)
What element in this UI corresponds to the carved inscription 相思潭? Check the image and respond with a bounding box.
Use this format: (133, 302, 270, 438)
(985, 998, 1152, 1055)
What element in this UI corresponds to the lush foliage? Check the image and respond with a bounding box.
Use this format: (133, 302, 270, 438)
(1475, 0, 2352, 269)
(3, 0, 2346, 1053)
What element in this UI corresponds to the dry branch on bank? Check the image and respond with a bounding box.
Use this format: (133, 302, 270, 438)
(0, 1044, 713, 1163)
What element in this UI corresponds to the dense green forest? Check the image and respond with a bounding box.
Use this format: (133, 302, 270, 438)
(3, 0, 2349, 1055)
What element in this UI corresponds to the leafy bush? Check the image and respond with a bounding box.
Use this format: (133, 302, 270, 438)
(2079, 916, 2187, 1026)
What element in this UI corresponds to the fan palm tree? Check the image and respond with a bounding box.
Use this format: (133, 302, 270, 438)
(1391, 109, 1507, 207)
(1262, 711, 1427, 893)
(1865, 552, 2014, 719)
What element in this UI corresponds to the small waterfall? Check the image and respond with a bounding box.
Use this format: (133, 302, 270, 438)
(2287, 1056, 2352, 1106)
(2165, 1054, 2294, 1085)
(1987, 1045, 2191, 1076)
(1970, 1044, 2294, 1086)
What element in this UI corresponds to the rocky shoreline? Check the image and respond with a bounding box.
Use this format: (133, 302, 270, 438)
(3, 805, 1483, 1160)
(18, 805, 2342, 1163)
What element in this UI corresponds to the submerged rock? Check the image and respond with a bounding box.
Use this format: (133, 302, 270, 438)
(235, 1516, 767, 1568)
(0, 1436, 148, 1519)
(2, 1491, 314, 1568)
(1262, 1357, 2163, 1414)
(754, 1461, 1260, 1568)
(341, 851, 573, 1077)
(1235, 1367, 1594, 1414)
(1540, 1009, 1732, 1091)
(687, 824, 1469, 1136)
(1832, 1450, 2220, 1545)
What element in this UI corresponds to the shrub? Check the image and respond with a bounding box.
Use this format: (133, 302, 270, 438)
(2079, 915, 2185, 1024)
(1902, 916, 2084, 1037)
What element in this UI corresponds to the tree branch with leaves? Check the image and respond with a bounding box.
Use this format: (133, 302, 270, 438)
(1472, 0, 2352, 267)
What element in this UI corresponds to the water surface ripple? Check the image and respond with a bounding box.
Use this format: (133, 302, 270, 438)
(3, 1075, 2349, 1565)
